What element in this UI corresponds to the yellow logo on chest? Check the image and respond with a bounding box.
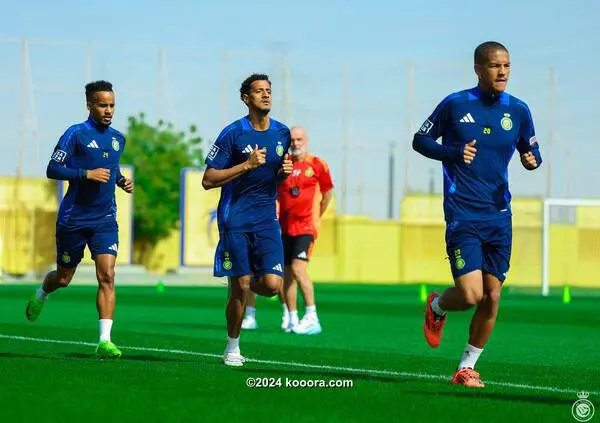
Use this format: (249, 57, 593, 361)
(501, 113, 513, 131)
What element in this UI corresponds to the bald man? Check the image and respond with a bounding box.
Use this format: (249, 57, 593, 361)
(241, 126, 334, 334)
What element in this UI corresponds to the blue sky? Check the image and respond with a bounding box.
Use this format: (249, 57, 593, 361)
(1, 0, 599, 218)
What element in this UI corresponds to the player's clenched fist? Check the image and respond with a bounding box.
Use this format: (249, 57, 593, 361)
(463, 140, 477, 164)
(118, 177, 134, 193)
(247, 145, 267, 169)
(520, 152, 537, 170)
(281, 154, 293, 175)
(86, 168, 110, 183)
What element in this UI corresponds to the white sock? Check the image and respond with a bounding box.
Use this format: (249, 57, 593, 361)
(99, 319, 113, 342)
(245, 306, 256, 318)
(458, 344, 483, 369)
(226, 336, 240, 354)
(431, 296, 447, 316)
(36, 286, 49, 301)
(305, 305, 317, 319)
(282, 304, 290, 321)
(290, 311, 299, 326)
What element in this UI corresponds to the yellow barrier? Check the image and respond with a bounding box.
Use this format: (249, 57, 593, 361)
(180, 168, 220, 267)
(135, 228, 180, 275)
(0, 177, 57, 275)
(0, 171, 134, 275)
(121, 183, 600, 287)
(2, 172, 600, 288)
(394, 195, 600, 288)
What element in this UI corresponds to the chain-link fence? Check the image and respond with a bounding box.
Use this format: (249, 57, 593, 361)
(0, 37, 584, 219)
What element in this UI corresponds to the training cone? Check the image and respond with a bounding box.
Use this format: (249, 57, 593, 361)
(156, 280, 165, 293)
(419, 284, 428, 304)
(562, 285, 571, 304)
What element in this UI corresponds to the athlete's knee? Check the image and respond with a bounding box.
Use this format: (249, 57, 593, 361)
(55, 268, 76, 288)
(238, 277, 252, 292)
(462, 288, 484, 306)
(290, 261, 307, 281)
(482, 273, 503, 305)
(262, 277, 282, 297)
(96, 268, 115, 285)
(56, 276, 71, 288)
(230, 276, 252, 298)
(262, 283, 280, 298)
(483, 289, 502, 305)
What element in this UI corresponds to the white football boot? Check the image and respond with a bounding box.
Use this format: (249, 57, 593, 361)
(223, 351, 246, 367)
(241, 315, 258, 330)
(281, 312, 292, 333)
(292, 315, 322, 335)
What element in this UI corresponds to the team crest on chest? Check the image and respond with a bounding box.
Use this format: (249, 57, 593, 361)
(276, 142, 284, 157)
(501, 113, 513, 131)
(112, 137, 120, 151)
(305, 167, 314, 177)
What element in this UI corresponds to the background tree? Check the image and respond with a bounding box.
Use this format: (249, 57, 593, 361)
(121, 113, 203, 255)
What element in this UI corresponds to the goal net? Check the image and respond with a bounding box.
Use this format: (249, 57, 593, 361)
(542, 198, 600, 296)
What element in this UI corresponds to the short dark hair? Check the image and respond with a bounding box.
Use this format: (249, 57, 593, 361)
(474, 41, 508, 65)
(85, 80, 113, 101)
(240, 74, 270, 99)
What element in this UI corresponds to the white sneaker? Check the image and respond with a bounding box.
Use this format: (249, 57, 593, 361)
(292, 316, 322, 335)
(241, 315, 257, 330)
(223, 351, 246, 367)
(281, 313, 291, 332)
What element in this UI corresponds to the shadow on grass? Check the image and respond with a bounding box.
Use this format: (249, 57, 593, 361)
(138, 321, 226, 332)
(402, 388, 572, 405)
(239, 366, 428, 385)
(62, 352, 196, 363)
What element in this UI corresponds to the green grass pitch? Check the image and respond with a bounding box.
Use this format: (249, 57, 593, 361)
(0, 283, 598, 422)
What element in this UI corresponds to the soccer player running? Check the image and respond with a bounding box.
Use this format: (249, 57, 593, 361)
(25, 81, 134, 358)
(202, 73, 293, 367)
(413, 41, 542, 388)
(241, 126, 333, 334)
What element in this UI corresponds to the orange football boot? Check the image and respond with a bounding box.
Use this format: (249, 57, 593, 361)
(423, 292, 446, 348)
(451, 368, 485, 388)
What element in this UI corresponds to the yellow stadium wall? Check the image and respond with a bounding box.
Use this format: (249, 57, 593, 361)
(134, 228, 181, 275)
(310, 216, 402, 284)
(310, 195, 600, 288)
(0, 177, 58, 275)
(0, 171, 134, 276)
(397, 195, 546, 287)
(2, 172, 600, 289)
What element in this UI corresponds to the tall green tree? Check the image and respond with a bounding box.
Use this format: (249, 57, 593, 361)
(121, 113, 203, 249)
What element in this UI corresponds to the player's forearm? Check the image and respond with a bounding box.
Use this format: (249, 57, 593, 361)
(46, 162, 86, 181)
(413, 135, 461, 162)
(202, 162, 251, 189)
(319, 191, 333, 216)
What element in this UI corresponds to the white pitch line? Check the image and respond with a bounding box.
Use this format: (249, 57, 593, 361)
(1, 334, 597, 396)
